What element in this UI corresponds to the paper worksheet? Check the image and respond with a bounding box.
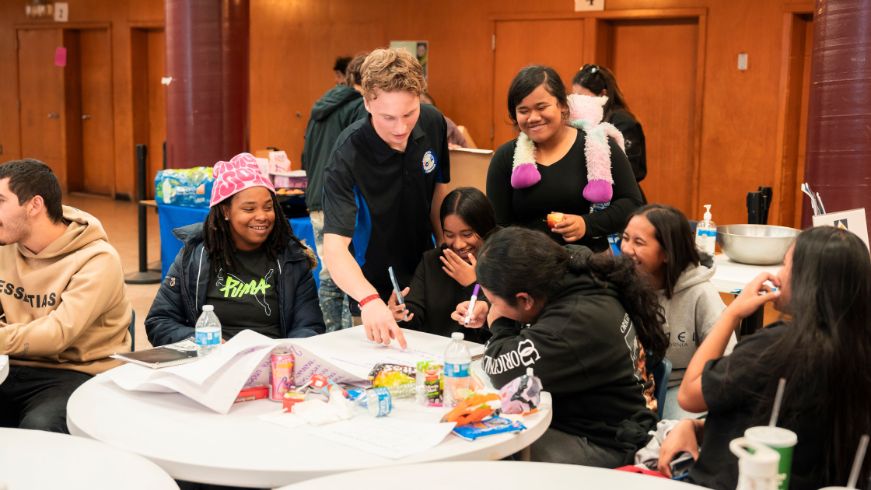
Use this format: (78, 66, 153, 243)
(303, 417, 456, 459)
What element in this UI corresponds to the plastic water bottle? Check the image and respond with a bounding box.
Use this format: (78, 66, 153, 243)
(444, 332, 472, 407)
(195, 305, 222, 356)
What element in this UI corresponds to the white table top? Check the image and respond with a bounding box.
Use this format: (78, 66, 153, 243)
(0, 355, 7, 384)
(278, 461, 709, 489)
(67, 376, 552, 488)
(0, 428, 178, 490)
(711, 254, 781, 294)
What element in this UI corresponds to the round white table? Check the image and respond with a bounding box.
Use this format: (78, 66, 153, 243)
(277, 461, 710, 489)
(711, 254, 781, 294)
(0, 428, 178, 490)
(67, 376, 552, 488)
(0, 355, 8, 384)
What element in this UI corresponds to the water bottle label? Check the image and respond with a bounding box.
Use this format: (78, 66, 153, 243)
(698, 229, 717, 237)
(444, 362, 469, 378)
(196, 329, 221, 347)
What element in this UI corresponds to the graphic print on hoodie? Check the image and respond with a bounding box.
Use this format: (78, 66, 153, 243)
(205, 248, 280, 339)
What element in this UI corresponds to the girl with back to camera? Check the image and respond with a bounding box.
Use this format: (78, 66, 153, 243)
(621, 204, 734, 419)
(487, 65, 643, 252)
(572, 64, 647, 192)
(470, 226, 668, 466)
(388, 187, 494, 343)
(146, 153, 325, 346)
(657, 226, 871, 489)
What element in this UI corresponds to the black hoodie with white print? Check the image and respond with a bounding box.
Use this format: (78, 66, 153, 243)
(483, 249, 656, 457)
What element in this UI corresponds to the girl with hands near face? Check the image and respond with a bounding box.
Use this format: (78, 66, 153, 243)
(659, 227, 871, 490)
(394, 187, 496, 343)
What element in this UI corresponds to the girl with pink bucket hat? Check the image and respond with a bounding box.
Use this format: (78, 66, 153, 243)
(145, 153, 325, 346)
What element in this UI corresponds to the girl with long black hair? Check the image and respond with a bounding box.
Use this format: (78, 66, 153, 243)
(388, 187, 496, 343)
(146, 153, 325, 346)
(470, 226, 668, 467)
(658, 226, 871, 489)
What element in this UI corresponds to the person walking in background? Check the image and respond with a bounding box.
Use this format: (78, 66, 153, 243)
(302, 53, 368, 332)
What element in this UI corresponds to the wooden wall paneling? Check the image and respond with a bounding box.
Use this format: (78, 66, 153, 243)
(772, 11, 813, 228)
(694, 2, 787, 227)
(17, 28, 68, 189)
(130, 27, 149, 188)
(490, 19, 585, 148)
(77, 28, 115, 195)
(606, 17, 701, 216)
(63, 29, 83, 193)
(130, 27, 166, 198)
(146, 29, 166, 192)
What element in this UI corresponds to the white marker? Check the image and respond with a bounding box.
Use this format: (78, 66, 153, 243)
(464, 284, 481, 326)
(388, 266, 408, 321)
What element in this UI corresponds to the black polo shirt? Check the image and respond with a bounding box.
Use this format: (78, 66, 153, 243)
(323, 103, 450, 302)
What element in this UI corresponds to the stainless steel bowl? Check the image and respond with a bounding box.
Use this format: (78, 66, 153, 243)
(717, 224, 800, 265)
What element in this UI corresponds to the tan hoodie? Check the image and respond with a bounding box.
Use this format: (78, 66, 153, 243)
(0, 205, 131, 375)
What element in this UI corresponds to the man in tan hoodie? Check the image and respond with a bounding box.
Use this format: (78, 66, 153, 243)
(0, 159, 132, 433)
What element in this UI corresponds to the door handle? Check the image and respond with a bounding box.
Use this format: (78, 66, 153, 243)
(47, 112, 59, 119)
(81, 114, 92, 120)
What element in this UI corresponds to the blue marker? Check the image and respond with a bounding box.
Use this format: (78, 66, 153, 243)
(388, 266, 408, 321)
(464, 284, 481, 326)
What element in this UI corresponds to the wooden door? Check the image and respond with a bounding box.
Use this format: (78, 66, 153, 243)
(606, 18, 700, 216)
(491, 20, 585, 148)
(146, 29, 166, 197)
(77, 29, 114, 196)
(132, 28, 166, 199)
(17, 29, 67, 189)
(774, 13, 813, 228)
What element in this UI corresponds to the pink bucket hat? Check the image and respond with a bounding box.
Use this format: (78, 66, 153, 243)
(210, 152, 275, 207)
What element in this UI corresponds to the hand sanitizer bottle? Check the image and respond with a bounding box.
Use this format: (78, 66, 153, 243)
(695, 204, 717, 256)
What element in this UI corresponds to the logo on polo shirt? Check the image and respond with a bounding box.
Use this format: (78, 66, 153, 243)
(422, 150, 437, 174)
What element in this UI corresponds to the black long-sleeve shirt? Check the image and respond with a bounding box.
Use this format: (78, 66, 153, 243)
(399, 247, 490, 344)
(486, 128, 643, 252)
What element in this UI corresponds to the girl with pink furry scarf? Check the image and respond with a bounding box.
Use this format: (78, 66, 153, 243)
(485, 65, 643, 252)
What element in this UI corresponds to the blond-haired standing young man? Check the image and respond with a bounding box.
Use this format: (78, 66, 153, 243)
(323, 48, 450, 349)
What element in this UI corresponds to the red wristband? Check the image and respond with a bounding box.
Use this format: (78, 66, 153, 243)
(358, 293, 381, 308)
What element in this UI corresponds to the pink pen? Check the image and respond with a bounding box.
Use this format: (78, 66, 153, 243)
(463, 284, 481, 326)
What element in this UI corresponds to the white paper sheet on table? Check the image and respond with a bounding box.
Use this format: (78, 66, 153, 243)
(303, 417, 456, 459)
(295, 326, 485, 380)
(105, 326, 484, 414)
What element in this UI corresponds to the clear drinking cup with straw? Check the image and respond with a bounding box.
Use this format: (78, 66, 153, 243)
(744, 378, 798, 490)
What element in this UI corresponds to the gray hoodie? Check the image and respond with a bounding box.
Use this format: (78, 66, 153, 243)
(659, 263, 731, 388)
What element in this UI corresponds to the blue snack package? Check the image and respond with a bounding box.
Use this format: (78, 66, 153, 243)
(154, 167, 214, 208)
(452, 416, 526, 441)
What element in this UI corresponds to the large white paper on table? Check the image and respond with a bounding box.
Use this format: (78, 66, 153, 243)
(105, 343, 277, 413)
(303, 417, 456, 460)
(106, 326, 485, 414)
(292, 326, 485, 381)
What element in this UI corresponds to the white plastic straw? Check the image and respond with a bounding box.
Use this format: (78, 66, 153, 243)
(769, 378, 787, 427)
(847, 434, 869, 488)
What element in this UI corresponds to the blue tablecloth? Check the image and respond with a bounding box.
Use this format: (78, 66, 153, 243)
(156, 204, 320, 288)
